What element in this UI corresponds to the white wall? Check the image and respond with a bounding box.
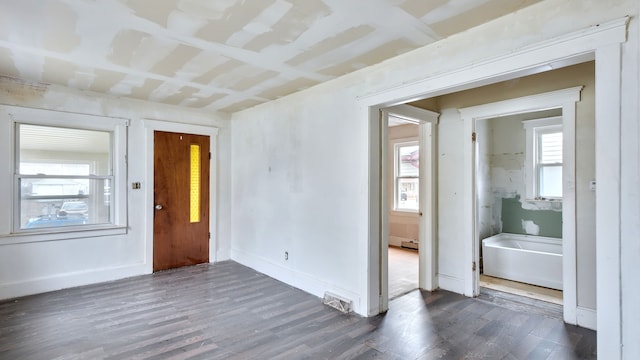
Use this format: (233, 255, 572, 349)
(0, 77, 231, 299)
(230, 93, 368, 309)
(229, 0, 638, 357)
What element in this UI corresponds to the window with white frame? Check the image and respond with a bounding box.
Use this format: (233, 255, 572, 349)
(8, 107, 128, 234)
(394, 141, 419, 211)
(523, 117, 563, 200)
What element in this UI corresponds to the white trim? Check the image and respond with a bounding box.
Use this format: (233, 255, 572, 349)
(438, 274, 465, 294)
(419, 120, 438, 291)
(458, 87, 582, 120)
(143, 120, 219, 272)
(577, 306, 598, 331)
(358, 18, 627, 107)
(595, 42, 622, 359)
(4, 106, 129, 130)
(522, 116, 563, 201)
(2, 105, 129, 240)
(0, 226, 127, 245)
(362, 17, 628, 358)
(0, 263, 147, 301)
(385, 104, 440, 124)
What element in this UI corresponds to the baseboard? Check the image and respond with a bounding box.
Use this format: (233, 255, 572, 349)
(231, 248, 362, 315)
(577, 306, 597, 330)
(0, 263, 149, 301)
(438, 274, 465, 294)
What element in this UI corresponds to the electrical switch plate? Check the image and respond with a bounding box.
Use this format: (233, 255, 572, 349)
(589, 180, 596, 191)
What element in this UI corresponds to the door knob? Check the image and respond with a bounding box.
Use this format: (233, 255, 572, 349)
(155, 204, 163, 210)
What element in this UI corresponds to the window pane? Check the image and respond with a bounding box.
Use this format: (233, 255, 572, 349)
(539, 165, 562, 198)
(539, 132, 562, 164)
(190, 144, 201, 223)
(398, 145, 419, 177)
(397, 178, 419, 211)
(19, 124, 111, 176)
(19, 178, 111, 229)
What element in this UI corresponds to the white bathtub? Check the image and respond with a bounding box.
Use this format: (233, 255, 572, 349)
(482, 233, 562, 290)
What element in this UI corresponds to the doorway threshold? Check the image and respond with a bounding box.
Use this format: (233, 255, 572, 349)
(478, 287, 563, 320)
(480, 274, 562, 305)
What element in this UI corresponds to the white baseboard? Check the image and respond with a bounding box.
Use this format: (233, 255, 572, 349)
(231, 248, 362, 315)
(0, 263, 149, 300)
(577, 306, 597, 330)
(438, 274, 465, 294)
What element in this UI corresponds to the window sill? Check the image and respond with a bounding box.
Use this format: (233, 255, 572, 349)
(0, 225, 128, 245)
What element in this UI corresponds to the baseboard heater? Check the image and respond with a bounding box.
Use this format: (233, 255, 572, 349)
(401, 240, 419, 250)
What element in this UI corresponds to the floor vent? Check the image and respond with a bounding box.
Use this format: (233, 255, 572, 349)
(323, 291, 352, 314)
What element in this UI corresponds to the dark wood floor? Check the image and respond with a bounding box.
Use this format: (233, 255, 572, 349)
(0, 261, 596, 359)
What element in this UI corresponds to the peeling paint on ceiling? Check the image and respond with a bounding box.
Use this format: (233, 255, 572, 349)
(0, 0, 542, 113)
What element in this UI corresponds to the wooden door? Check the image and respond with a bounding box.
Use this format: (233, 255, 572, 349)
(153, 131, 210, 271)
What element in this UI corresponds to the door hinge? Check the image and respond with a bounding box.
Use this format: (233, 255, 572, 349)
(209, 152, 211, 159)
(209, 232, 211, 239)
(472, 132, 477, 142)
(472, 261, 477, 272)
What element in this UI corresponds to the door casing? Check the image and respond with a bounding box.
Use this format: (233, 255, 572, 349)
(361, 20, 626, 355)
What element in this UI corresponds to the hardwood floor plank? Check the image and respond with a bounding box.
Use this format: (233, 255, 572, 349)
(0, 261, 596, 360)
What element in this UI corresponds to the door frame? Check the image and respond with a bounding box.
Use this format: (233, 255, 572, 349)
(378, 105, 439, 312)
(360, 18, 627, 355)
(458, 86, 583, 326)
(143, 120, 219, 272)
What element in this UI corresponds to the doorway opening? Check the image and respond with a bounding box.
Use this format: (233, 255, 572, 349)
(474, 110, 565, 307)
(378, 105, 438, 311)
(459, 85, 584, 325)
(387, 115, 420, 299)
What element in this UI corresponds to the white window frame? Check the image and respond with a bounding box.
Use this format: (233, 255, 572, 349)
(393, 140, 419, 212)
(1, 106, 128, 243)
(523, 116, 563, 200)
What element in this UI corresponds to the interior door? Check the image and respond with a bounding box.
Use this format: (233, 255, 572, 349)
(153, 131, 210, 271)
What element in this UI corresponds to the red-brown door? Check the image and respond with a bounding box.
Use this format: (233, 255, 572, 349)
(153, 131, 210, 271)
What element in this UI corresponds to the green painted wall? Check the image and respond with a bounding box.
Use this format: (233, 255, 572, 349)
(501, 197, 562, 238)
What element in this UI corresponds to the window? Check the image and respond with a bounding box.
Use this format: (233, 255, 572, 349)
(394, 141, 419, 211)
(523, 117, 563, 200)
(4, 106, 128, 236)
(16, 124, 113, 230)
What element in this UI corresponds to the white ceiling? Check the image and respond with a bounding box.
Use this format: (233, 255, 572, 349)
(0, 0, 542, 113)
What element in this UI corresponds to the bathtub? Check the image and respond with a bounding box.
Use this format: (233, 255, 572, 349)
(482, 233, 562, 290)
